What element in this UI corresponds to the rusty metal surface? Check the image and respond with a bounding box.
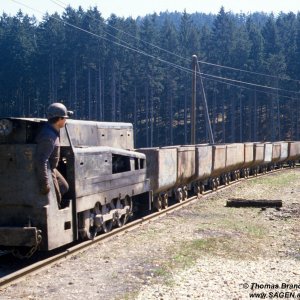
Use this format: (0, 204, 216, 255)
(279, 142, 288, 162)
(272, 143, 281, 162)
(0, 117, 148, 251)
(253, 143, 265, 166)
(74, 146, 149, 208)
(225, 143, 245, 172)
(195, 144, 212, 181)
(136, 147, 177, 195)
(264, 143, 273, 163)
(0, 227, 39, 247)
(243, 143, 254, 168)
(176, 146, 196, 186)
(288, 142, 300, 160)
(211, 145, 226, 177)
(61, 120, 134, 150)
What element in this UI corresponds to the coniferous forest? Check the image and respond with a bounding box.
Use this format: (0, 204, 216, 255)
(1, 6, 300, 147)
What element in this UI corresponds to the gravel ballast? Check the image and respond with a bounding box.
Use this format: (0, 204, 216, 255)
(1, 169, 300, 300)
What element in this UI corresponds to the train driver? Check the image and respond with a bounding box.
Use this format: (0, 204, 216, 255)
(35, 102, 72, 208)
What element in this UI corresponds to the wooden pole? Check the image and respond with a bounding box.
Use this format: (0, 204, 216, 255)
(191, 55, 197, 145)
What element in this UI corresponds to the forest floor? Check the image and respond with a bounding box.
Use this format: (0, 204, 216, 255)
(1, 168, 300, 300)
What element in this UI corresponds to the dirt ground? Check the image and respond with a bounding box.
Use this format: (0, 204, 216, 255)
(1, 168, 300, 300)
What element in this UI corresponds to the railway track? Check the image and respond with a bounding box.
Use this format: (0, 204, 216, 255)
(0, 167, 290, 290)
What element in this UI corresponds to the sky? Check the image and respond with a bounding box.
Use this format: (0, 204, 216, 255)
(2, 0, 300, 20)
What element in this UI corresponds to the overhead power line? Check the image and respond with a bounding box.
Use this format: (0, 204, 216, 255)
(199, 60, 300, 85)
(201, 72, 300, 95)
(49, 0, 300, 87)
(50, 0, 191, 63)
(11, 0, 193, 75)
(9, 0, 300, 102)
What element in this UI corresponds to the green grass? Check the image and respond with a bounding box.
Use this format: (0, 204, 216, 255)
(250, 172, 298, 187)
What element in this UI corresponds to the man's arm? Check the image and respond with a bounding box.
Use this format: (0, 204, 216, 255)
(36, 138, 54, 194)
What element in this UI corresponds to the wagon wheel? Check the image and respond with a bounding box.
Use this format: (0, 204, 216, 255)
(194, 183, 200, 198)
(200, 183, 205, 194)
(154, 196, 162, 211)
(224, 173, 228, 185)
(227, 173, 231, 184)
(176, 188, 183, 202)
(182, 186, 188, 200)
(162, 193, 169, 209)
(255, 167, 259, 176)
(212, 178, 217, 191)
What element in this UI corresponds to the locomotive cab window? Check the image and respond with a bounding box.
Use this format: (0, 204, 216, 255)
(140, 158, 145, 169)
(134, 157, 139, 170)
(112, 154, 131, 174)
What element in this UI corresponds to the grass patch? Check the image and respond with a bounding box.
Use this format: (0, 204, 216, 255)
(250, 172, 299, 187)
(219, 218, 267, 238)
(151, 238, 219, 285)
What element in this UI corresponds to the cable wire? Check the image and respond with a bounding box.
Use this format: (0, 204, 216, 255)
(199, 60, 300, 85)
(9, 0, 300, 102)
(50, 0, 191, 63)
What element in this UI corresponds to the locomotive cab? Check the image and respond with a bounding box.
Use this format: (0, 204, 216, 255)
(0, 118, 74, 254)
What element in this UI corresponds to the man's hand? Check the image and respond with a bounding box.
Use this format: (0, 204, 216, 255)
(40, 185, 50, 195)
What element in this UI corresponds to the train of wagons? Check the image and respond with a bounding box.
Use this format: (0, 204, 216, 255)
(0, 117, 299, 256)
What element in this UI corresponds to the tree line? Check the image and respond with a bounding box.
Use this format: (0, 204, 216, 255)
(1, 6, 300, 147)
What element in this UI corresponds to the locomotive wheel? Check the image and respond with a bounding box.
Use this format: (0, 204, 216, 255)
(102, 221, 113, 233)
(101, 204, 113, 233)
(80, 210, 97, 240)
(116, 197, 132, 227)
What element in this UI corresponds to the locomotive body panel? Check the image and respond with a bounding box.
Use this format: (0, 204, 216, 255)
(0, 143, 74, 251)
(60, 120, 134, 150)
(73, 146, 149, 212)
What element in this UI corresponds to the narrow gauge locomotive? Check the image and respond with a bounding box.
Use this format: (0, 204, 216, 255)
(0, 118, 150, 255)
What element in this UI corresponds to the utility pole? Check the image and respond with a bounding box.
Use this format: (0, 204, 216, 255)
(191, 55, 197, 145)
